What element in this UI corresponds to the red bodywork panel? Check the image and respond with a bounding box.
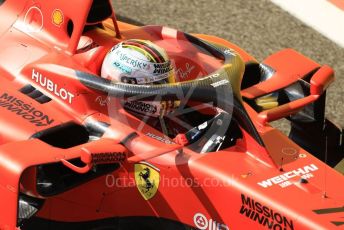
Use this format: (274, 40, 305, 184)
(0, 0, 343, 230)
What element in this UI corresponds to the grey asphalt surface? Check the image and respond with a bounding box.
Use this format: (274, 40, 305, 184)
(112, 0, 344, 129)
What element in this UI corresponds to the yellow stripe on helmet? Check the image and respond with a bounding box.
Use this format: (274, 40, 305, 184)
(122, 44, 157, 63)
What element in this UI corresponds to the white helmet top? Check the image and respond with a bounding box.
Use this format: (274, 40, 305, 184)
(101, 39, 177, 117)
(101, 39, 174, 84)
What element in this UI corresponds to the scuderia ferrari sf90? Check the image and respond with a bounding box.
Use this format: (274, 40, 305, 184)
(0, 0, 343, 229)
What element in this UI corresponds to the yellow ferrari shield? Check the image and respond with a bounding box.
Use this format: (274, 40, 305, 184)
(134, 163, 160, 200)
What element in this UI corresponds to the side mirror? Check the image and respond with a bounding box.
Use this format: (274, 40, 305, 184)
(257, 65, 334, 126)
(61, 138, 128, 174)
(310, 65, 334, 95)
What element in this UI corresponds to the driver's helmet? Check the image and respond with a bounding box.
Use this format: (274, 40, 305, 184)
(101, 39, 178, 117)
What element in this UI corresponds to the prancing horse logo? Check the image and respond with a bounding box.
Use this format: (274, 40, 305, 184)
(139, 168, 154, 192)
(134, 163, 160, 200)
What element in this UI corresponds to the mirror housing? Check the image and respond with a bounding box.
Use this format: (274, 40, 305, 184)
(61, 138, 128, 174)
(257, 65, 334, 126)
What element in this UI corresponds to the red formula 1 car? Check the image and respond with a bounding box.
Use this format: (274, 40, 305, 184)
(0, 0, 343, 229)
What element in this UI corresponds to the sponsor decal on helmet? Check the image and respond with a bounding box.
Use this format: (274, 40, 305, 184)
(134, 162, 160, 200)
(135, 77, 149, 84)
(257, 164, 318, 188)
(149, 72, 170, 83)
(153, 65, 172, 75)
(113, 62, 133, 75)
(121, 74, 169, 84)
(121, 76, 139, 84)
(0, 92, 54, 127)
(32, 69, 75, 104)
(193, 213, 229, 230)
(153, 61, 172, 69)
(240, 194, 294, 230)
(52, 9, 64, 27)
(115, 51, 149, 70)
(113, 44, 172, 73)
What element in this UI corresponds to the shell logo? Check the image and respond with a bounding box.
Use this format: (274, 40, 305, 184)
(52, 9, 64, 27)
